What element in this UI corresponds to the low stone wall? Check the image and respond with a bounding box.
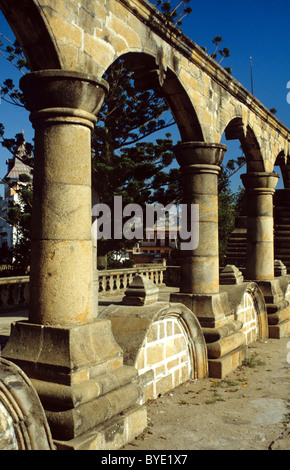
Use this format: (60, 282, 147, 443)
(0, 276, 30, 312)
(100, 300, 208, 403)
(0, 266, 166, 312)
(98, 266, 166, 295)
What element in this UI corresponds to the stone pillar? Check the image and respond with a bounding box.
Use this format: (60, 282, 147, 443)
(240, 171, 290, 339)
(18, 70, 108, 326)
(170, 142, 247, 378)
(3, 70, 146, 449)
(173, 142, 227, 295)
(170, 142, 233, 329)
(241, 171, 279, 281)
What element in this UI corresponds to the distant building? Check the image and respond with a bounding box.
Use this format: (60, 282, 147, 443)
(128, 223, 178, 265)
(0, 136, 33, 255)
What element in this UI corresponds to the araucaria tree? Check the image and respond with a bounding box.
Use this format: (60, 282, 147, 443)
(0, 0, 240, 270)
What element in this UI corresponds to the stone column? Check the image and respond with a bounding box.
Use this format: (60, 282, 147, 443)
(170, 142, 233, 329)
(3, 70, 146, 448)
(241, 171, 279, 281)
(240, 171, 290, 339)
(18, 70, 108, 326)
(173, 142, 227, 295)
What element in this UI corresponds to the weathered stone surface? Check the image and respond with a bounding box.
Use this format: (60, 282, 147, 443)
(241, 172, 279, 281)
(122, 275, 159, 305)
(100, 301, 208, 391)
(173, 142, 227, 295)
(0, 0, 288, 165)
(274, 259, 287, 277)
(220, 265, 244, 285)
(0, 358, 54, 450)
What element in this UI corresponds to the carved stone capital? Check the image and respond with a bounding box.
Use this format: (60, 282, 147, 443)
(173, 142, 227, 168)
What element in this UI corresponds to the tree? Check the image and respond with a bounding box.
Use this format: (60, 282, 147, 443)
(154, 0, 192, 26)
(6, 172, 33, 273)
(0, 1, 238, 268)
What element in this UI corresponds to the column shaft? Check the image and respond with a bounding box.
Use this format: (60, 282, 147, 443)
(241, 172, 279, 281)
(174, 142, 227, 295)
(20, 70, 108, 325)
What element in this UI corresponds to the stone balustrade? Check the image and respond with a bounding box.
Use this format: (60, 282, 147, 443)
(97, 265, 166, 296)
(0, 276, 30, 312)
(0, 266, 167, 311)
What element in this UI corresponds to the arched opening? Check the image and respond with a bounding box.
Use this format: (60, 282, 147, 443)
(220, 117, 266, 271)
(93, 51, 203, 269)
(224, 117, 265, 172)
(0, 0, 61, 71)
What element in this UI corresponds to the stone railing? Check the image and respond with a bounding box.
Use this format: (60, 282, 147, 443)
(0, 276, 30, 312)
(97, 265, 166, 296)
(0, 266, 168, 311)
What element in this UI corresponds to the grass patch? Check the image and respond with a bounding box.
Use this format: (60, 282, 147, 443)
(242, 352, 265, 368)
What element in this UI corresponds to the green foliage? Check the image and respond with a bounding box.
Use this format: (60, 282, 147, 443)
(154, 0, 192, 26)
(218, 155, 246, 265)
(7, 174, 33, 273)
(92, 58, 178, 256)
(0, 1, 236, 266)
(0, 34, 28, 106)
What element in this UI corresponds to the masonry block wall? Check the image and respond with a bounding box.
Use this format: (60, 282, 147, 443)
(236, 292, 259, 345)
(100, 300, 208, 403)
(136, 317, 192, 403)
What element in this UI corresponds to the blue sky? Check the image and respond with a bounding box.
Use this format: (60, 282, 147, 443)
(0, 0, 289, 193)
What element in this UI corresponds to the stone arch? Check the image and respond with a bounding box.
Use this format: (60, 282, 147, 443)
(223, 117, 265, 172)
(0, 358, 54, 450)
(99, 301, 208, 404)
(225, 282, 268, 344)
(102, 51, 204, 142)
(0, 0, 62, 71)
(273, 151, 290, 188)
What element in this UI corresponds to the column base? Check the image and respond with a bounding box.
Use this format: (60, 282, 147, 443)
(170, 291, 246, 377)
(208, 345, 245, 379)
(256, 278, 290, 338)
(54, 406, 147, 450)
(169, 291, 233, 328)
(2, 320, 146, 446)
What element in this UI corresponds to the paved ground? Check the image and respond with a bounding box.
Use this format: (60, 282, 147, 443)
(0, 287, 289, 451)
(122, 335, 290, 451)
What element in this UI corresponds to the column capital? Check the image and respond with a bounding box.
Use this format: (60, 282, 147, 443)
(173, 141, 227, 168)
(20, 69, 109, 127)
(241, 171, 279, 195)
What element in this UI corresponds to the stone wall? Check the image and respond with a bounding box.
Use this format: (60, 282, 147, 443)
(236, 292, 259, 345)
(1, 0, 289, 168)
(0, 266, 166, 312)
(136, 317, 192, 403)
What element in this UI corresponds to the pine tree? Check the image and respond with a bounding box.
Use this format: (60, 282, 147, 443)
(0, 1, 241, 268)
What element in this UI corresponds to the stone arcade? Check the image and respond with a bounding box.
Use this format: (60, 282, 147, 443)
(0, 0, 289, 450)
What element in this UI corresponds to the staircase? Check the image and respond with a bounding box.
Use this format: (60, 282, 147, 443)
(223, 216, 247, 272)
(273, 189, 290, 273)
(224, 189, 290, 274)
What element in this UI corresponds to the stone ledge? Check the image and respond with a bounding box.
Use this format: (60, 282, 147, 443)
(208, 345, 245, 379)
(54, 405, 147, 450)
